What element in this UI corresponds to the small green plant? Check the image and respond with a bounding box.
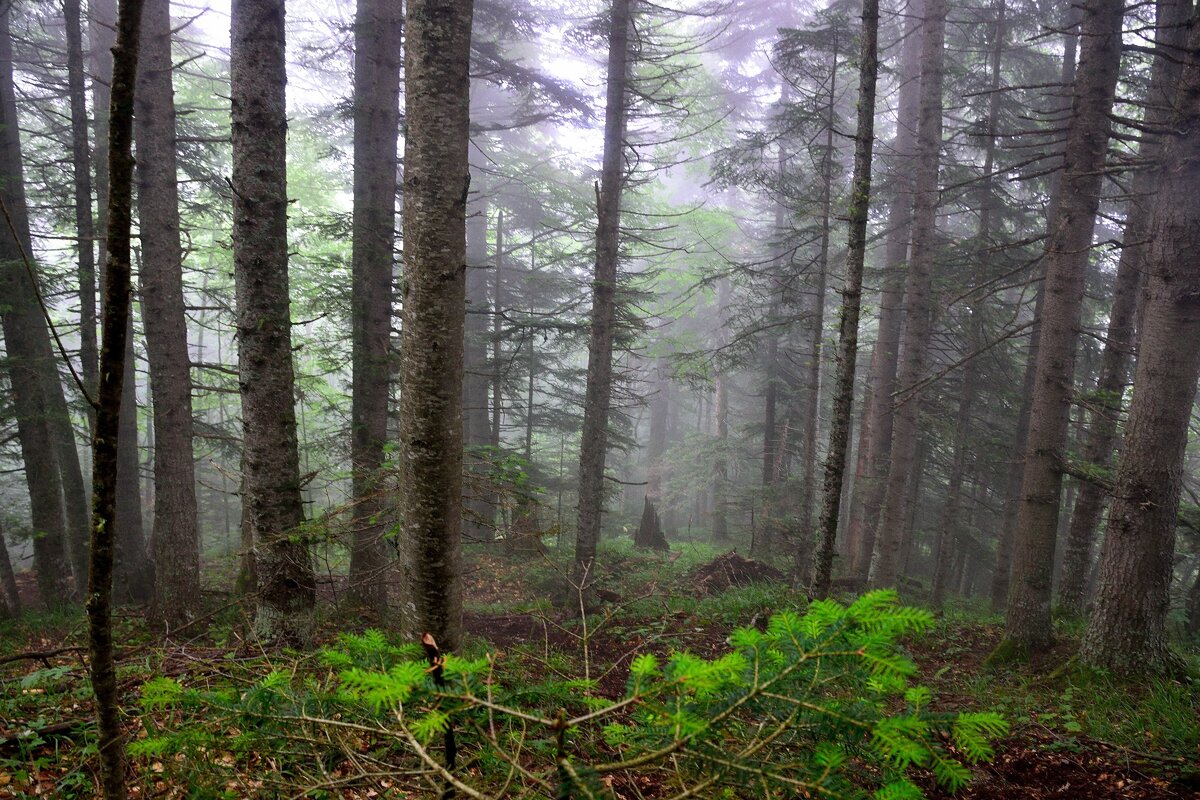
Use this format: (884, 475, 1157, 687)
(135, 590, 1006, 798)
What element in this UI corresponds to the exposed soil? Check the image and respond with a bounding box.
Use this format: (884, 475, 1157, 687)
(686, 552, 784, 595)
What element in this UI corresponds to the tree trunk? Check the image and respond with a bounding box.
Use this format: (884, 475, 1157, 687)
(712, 279, 731, 543)
(989, 0, 1081, 614)
(647, 358, 669, 515)
(847, 0, 923, 579)
(231, 0, 315, 647)
(86, 0, 144, 789)
(1001, 0, 1124, 656)
(798, 29, 839, 567)
(463, 183, 493, 541)
(348, 0, 402, 612)
(64, 0, 97, 585)
(808, 0, 880, 598)
(1079, 14, 1200, 674)
(0, 520, 19, 617)
(867, 0, 948, 588)
(397, 0, 473, 650)
(931, 0, 1005, 607)
(0, 8, 75, 609)
(574, 0, 632, 583)
(136, 0, 200, 630)
(1056, 0, 1189, 617)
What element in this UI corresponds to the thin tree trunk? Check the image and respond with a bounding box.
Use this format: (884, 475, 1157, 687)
(932, 0, 1005, 607)
(136, 0, 199, 630)
(64, 0, 97, 585)
(397, 0, 473, 649)
(574, 0, 632, 583)
(847, 0, 923, 579)
(463, 183, 493, 541)
(646, 358, 669, 513)
(809, 0, 879, 598)
(712, 279, 731, 543)
(1056, 0, 1188, 617)
(1001, 0, 1124, 656)
(867, 0, 948, 588)
(86, 0, 144, 788)
(348, 0, 402, 612)
(1079, 12, 1200, 674)
(231, 0, 315, 647)
(798, 29, 839, 567)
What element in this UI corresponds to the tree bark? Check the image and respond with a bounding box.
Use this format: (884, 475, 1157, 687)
(463, 183, 493, 541)
(574, 0, 632, 583)
(1001, 0, 1124, 656)
(847, 0, 923, 579)
(86, 0, 144, 789)
(63, 0, 97, 585)
(348, 0, 402, 612)
(798, 28, 840, 568)
(808, 0, 879, 599)
(231, 0, 315, 647)
(136, 0, 200, 631)
(0, 7, 75, 609)
(712, 279, 731, 543)
(867, 0, 948, 588)
(0, 520, 19, 617)
(1079, 11, 1200, 674)
(1056, 0, 1189, 617)
(931, 0, 1005, 607)
(989, 0, 1081, 614)
(398, 0, 474, 650)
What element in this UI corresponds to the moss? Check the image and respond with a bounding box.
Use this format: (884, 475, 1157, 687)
(984, 636, 1030, 668)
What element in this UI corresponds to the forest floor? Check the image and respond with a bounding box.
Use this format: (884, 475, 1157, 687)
(0, 540, 1197, 798)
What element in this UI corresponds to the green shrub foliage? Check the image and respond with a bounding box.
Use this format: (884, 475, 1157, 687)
(134, 590, 1005, 798)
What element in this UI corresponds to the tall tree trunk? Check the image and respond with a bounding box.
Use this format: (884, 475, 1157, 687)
(867, 0, 948, 588)
(808, 0, 880, 598)
(348, 0, 402, 612)
(136, 0, 199, 630)
(1001, 0, 1124, 656)
(574, 0, 631, 583)
(990, 0, 1081, 613)
(88, 0, 149, 605)
(463, 185, 493, 541)
(1056, 0, 1189, 616)
(646, 357, 669, 513)
(231, 0, 315, 647)
(0, 8, 75, 609)
(847, 0, 923, 578)
(931, 0, 1005, 607)
(712, 279, 731, 543)
(86, 0, 143, 789)
(64, 0, 97, 585)
(398, 0, 473, 650)
(798, 29, 839, 568)
(1079, 7, 1200, 675)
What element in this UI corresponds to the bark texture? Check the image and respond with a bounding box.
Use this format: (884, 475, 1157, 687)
(809, 0, 879, 598)
(1080, 11, 1200, 673)
(1003, 0, 1123, 655)
(86, 0, 144, 790)
(398, 0, 474, 650)
(574, 0, 631, 582)
(847, 0, 923, 578)
(867, 0, 947, 588)
(136, 0, 200, 631)
(348, 0, 402, 612)
(231, 0, 316, 647)
(0, 8, 74, 608)
(1056, 0, 1190, 616)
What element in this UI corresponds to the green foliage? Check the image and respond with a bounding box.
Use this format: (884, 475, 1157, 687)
(134, 591, 1005, 798)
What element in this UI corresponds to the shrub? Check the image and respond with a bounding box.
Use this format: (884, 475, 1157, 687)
(134, 590, 1005, 798)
